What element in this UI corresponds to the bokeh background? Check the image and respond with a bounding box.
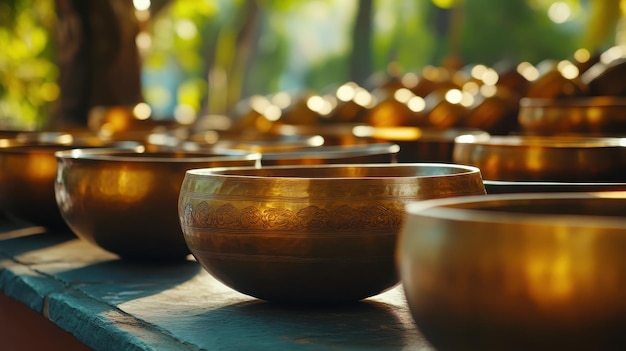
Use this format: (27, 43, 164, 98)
(0, 0, 622, 129)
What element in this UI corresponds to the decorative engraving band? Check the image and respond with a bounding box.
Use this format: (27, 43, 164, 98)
(181, 200, 401, 231)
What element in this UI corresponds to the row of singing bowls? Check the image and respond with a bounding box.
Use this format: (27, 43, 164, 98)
(54, 148, 261, 260)
(453, 134, 626, 193)
(398, 191, 626, 350)
(0, 133, 140, 228)
(178, 163, 486, 304)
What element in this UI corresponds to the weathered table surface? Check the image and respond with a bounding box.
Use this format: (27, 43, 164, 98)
(0, 221, 434, 351)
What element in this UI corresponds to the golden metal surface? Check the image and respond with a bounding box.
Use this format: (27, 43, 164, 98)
(178, 163, 486, 304)
(518, 96, 626, 135)
(398, 192, 626, 350)
(0, 134, 140, 228)
(55, 148, 260, 260)
(453, 134, 626, 181)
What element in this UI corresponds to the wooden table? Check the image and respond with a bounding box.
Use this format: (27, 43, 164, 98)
(0, 221, 434, 351)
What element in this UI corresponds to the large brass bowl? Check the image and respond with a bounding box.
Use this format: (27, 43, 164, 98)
(453, 134, 626, 181)
(55, 148, 261, 260)
(178, 163, 486, 304)
(0, 133, 139, 228)
(518, 97, 626, 135)
(398, 192, 626, 350)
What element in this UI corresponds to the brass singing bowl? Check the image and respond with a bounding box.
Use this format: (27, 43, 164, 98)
(258, 142, 401, 166)
(178, 163, 486, 304)
(55, 148, 261, 260)
(0, 133, 139, 228)
(518, 97, 626, 135)
(484, 179, 626, 194)
(398, 192, 626, 350)
(189, 130, 325, 152)
(269, 123, 374, 146)
(352, 125, 490, 163)
(453, 134, 626, 181)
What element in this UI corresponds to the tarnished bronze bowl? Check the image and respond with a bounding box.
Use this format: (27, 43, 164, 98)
(453, 134, 626, 182)
(178, 163, 486, 304)
(55, 147, 261, 260)
(398, 192, 626, 351)
(259, 142, 401, 166)
(518, 97, 626, 135)
(0, 133, 139, 228)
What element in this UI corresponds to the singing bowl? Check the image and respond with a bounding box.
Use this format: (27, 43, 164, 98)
(178, 163, 486, 304)
(55, 148, 261, 260)
(258, 142, 400, 166)
(398, 192, 626, 350)
(518, 97, 626, 135)
(0, 133, 139, 228)
(352, 125, 490, 163)
(453, 134, 626, 182)
(484, 179, 626, 194)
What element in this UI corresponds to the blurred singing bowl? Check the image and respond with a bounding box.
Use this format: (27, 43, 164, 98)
(269, 123, 374, 146)
(353, 125, 490, 163)
(259, 143, 401, 166)
(189, 130, 325, 152)
(453, 134, 626, 181)
(398, 192, 626, 350)
(0, 133, 139, 228)
(484, 179, 626, 194)
(178, 163, 486, 304)
(518, 97, 626, 135)
(55, 148, 261, 261)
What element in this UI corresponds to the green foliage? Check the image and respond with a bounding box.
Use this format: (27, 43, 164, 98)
(0, 0, 57, 129)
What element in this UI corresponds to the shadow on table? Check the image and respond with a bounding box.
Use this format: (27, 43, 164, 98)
(186, 298, 430, 350)
(52, 258, 203, 305)
(0, 227, 76, 258)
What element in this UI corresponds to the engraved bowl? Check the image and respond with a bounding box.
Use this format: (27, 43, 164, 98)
(398, 191, 626, 350)
(178, 163, 486, 304)
(0, 132, 140, 228)
(453, 134, 626, 182)
(55, 147, 261, 260)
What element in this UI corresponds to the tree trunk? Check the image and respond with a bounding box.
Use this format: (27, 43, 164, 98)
(53, 0, 143, 129)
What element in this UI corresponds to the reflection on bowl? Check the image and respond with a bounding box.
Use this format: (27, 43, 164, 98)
(398, 191, 626, 350)
(453, 134, 626, 181)
(0, 133, 140, 228)
(178, 163, 486, 304)
(518, 97, 626, 135)
(55, 148, 261, 260)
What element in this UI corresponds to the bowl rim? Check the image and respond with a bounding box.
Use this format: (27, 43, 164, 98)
(214, 142, 401, 160)
(404, 191, 626, 228)
(454, 134, 626, 148)
(185, 162, 482, 181)
(54, 147, 262, 163)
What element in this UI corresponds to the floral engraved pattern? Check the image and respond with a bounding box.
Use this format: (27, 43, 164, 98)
(240, 206, 263, 228)
(297, 206, 329, 229)
(184, 200, 401, 231)
(263, 208, 296, 229)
